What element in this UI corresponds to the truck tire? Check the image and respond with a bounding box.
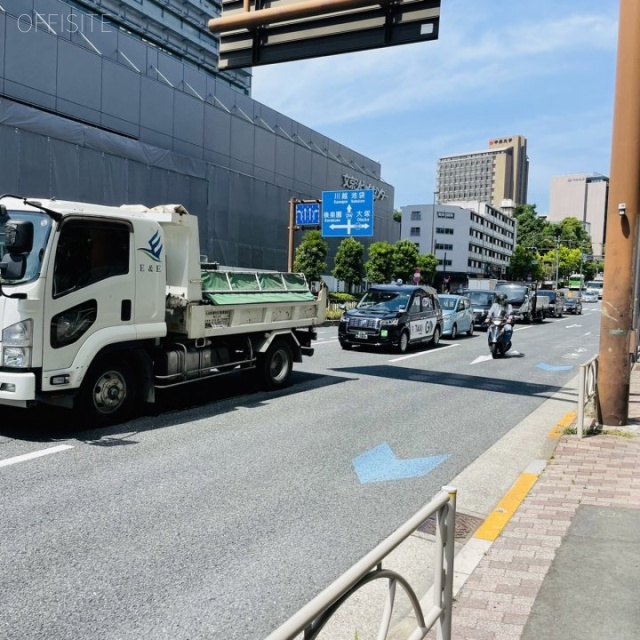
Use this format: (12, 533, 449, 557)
(77, 357, 137, 426)
(259, 340, 293, 390)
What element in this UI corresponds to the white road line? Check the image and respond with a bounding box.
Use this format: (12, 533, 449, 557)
(389, 343, 460, 362)
(0, 444, 74, 468)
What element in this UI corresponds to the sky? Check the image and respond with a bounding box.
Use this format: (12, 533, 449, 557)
(250, 0, 619, 214)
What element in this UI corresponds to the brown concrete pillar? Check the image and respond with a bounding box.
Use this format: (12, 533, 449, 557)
(598, 0, 640, 425)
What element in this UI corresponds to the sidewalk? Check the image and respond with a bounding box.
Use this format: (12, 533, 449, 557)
(437, 366, 640, 640)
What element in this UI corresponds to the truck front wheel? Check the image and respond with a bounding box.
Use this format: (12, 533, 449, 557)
(78, 357, 137, 426)
(259, 340, 293, 390)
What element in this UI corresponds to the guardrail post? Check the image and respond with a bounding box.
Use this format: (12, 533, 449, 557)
(578, 356, 598, 438)
(578, 363, 586, 438)
(438, 486, 457, 640)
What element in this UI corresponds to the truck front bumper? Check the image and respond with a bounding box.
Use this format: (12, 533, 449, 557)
(0, 371, 37, 407)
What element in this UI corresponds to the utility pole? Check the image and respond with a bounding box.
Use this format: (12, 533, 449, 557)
(598, 0, 640, 426)
(287, 198, 298, 272)
(554, 229, 561, 289)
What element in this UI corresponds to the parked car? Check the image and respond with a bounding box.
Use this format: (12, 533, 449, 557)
(461, 289, 499, 329)
(582, 290, 598, 303)
(338, 284, 443, 353)
(536, 289, 564, 318)
(562, 290, 582, 314)
(438, 294, 475, 339)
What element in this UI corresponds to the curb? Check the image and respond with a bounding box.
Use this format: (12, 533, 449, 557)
(448, 410, 575, 597)
(394, 409, 577, 632)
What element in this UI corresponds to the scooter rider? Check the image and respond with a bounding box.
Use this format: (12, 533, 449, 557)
(486, 294, 514, 347)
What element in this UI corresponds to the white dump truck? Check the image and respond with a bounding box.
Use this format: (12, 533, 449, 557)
(0, 196, 325, 425)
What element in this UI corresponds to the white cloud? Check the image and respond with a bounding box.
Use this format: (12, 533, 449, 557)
(249, 2, 618, 208)
(252, 8, 617, 128)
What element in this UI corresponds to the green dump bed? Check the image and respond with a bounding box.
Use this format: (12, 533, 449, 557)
(201, 270, 314, 305)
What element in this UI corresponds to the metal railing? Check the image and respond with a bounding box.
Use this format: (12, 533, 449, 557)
(577, 355, 598, 437)
(265, 486, 457, 640)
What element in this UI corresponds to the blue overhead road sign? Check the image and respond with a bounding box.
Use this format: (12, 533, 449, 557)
(322, 189, 374, 237)
(295, 202, 320, 226)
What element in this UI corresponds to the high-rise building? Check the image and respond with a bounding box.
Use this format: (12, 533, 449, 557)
(0, 0, 395, 270)
(436, 135, 529, 207)
(547, 173, 609, 256)
(67, 0, 252, 95)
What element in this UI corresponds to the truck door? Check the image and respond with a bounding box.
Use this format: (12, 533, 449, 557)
(42, 218, 135, 374)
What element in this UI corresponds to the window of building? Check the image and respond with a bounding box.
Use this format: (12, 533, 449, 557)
(410, 227, 421, 236)
(411, 211, 422, 221)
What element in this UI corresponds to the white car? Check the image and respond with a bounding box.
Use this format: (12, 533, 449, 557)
(582, 291, 598, 303)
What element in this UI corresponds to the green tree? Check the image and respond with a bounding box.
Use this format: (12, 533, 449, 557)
(332, 237, 364, 293)
(581, 258, 598, 281)
(365, 241, 394, 284)
(293, 230, 328, 283)
(416, 253, 438, 285)
(508, 245, 543, 281)
(513, 204, 548, 249)
(393, 209, 402, 223)
(391, 239, 421, 282)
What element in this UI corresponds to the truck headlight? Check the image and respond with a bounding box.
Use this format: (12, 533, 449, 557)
(2, 319, 33, 368)
(3, 347, 31, 368)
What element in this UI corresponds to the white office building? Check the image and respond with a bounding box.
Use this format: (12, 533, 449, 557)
(400, 201, 517, 283)
(547, 173, 609, 256)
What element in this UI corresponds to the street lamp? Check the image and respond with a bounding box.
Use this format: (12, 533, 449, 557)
(431, 191, 438, 256)
(554, 228, 561, 289)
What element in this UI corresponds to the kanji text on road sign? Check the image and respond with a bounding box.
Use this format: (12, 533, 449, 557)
(295, 202, 320, 226)
(321, 189, 374, 237)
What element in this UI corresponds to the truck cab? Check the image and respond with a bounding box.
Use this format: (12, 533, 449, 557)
(0, 196, 324, 425)
(338, 284, 443, 353)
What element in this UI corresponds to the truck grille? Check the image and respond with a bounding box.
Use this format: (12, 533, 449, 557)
(347, 317, 381, 330)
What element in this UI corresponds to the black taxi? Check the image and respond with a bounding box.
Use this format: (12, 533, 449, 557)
(338, 284, 443, 353)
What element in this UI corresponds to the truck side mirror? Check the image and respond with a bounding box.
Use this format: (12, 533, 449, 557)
(0, 254, 27, 280)
(4, 220, 34, 255)
(0, 220, 33, 281)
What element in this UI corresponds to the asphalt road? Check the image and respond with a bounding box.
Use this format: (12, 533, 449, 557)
(0, 304, 602, 640)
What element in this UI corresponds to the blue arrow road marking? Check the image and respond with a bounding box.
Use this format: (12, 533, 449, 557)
(352, 443, 449, 484)
(537, 362, 574, 371)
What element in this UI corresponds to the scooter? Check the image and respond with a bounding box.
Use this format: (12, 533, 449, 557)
(486, 318, 512, 358)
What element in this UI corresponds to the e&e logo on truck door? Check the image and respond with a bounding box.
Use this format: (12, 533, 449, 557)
(138, 231, 163, 272)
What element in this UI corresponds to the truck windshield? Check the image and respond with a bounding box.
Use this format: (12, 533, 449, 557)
(0, 210, 52, 283)
(495, 285, 527, 302)
(466, 291, 494, 306)
(357, 291, 410, 312)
